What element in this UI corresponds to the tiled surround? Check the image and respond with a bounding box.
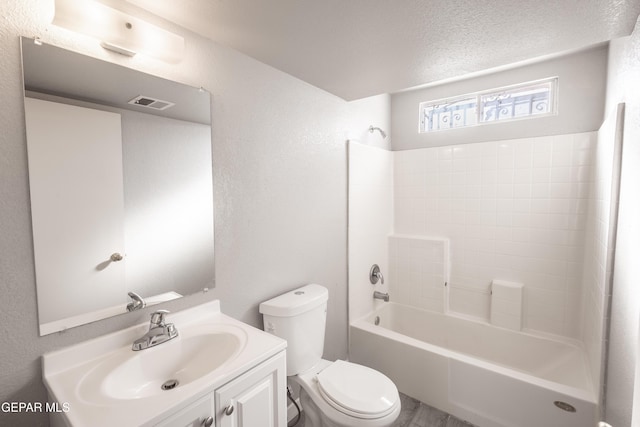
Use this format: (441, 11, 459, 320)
(389, 236, 450, 313)
(394, 133, 596, 338)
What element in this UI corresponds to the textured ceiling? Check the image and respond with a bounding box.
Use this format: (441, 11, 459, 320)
(125, 0, 640, 100)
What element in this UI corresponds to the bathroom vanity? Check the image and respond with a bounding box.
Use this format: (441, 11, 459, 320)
(42, 301, 287, 427)
(155, 353, 285, 427)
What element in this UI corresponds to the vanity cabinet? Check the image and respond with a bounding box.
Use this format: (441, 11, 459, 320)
(43, 301, 288, 427)
(214, 351, 287, 427)
(153, 351, 286, 427)
(154, 394, 214, 427)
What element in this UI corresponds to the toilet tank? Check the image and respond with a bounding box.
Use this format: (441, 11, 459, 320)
(259, 284, 328, 376)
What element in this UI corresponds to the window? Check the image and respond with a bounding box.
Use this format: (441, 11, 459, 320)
(419, 77, 557, 133)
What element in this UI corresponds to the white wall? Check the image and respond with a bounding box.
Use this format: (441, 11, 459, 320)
(347, 95, 392, 151)
(391, 46, 607, 150)
(602, 16, 640, 427)
(122, 111, 214, 298)
(393, 133, 595, 338)
(348, 142, 393, 322)
(0, 1, 389, 426)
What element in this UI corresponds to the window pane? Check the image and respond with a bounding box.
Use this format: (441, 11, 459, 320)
(420, 97, 477, 132)
(418, 78, 557, 133)
(479, 80, 554, 123)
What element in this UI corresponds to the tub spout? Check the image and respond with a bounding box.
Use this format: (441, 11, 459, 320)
(373, 291, 390, 302)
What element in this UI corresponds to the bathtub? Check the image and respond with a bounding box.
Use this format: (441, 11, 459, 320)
(349, 303, 597, 427)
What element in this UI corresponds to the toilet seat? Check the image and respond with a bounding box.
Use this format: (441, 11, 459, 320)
(315, 360, 398, 419)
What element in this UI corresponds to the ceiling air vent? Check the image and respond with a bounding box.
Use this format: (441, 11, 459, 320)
(128, 95, 175, 111)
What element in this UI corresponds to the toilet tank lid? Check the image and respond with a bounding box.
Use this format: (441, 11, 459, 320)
(259, 284, 328, 317)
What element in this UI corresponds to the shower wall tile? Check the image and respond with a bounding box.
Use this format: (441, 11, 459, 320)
(389, 235, 450, 313)
(393, 132, 596, 339)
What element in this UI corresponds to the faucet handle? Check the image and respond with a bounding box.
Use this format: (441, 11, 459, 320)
(150, 310, 170, 326)
(126, 291, 146, 312)
(370, 264, 384, 285)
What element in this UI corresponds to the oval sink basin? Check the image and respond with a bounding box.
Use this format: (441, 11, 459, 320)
(78, 327, 246, 402)
(104, 332, 242, 399)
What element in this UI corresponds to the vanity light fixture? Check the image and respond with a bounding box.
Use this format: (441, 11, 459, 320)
(51, 0, 184, 62)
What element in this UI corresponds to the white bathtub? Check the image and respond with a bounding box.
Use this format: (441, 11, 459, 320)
(349, 303, 597, 427)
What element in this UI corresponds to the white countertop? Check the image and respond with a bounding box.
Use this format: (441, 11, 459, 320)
(42, 300, 286, 427)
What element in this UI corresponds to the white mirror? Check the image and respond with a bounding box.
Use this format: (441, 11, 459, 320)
(21, 38, 214, 335)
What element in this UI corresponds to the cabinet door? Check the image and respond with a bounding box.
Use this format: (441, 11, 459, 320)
(154, 393, 215, 427)
(215, 352, 286, 427)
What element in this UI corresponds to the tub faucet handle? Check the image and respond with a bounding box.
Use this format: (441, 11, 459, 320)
(370, 264, 384, 285)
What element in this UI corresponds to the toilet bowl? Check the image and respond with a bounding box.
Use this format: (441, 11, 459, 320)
(259, 284, 400, 427)
(291, 359, 400, 427)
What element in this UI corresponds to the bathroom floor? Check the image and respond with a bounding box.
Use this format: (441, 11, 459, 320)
(391, 393, 477, 427)
(291, 393, 477, 427)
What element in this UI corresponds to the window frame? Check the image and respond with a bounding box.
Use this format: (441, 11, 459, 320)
(418, 77, 558, 133)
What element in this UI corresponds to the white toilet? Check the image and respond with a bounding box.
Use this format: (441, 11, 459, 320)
(259, 284, 400, 427)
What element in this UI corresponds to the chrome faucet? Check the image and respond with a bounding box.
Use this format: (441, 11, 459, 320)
(373, 291, 390, 302)
(126, 291, 146, 312)
(370, 264, 385, 285)
(132, 310, 178, 351)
